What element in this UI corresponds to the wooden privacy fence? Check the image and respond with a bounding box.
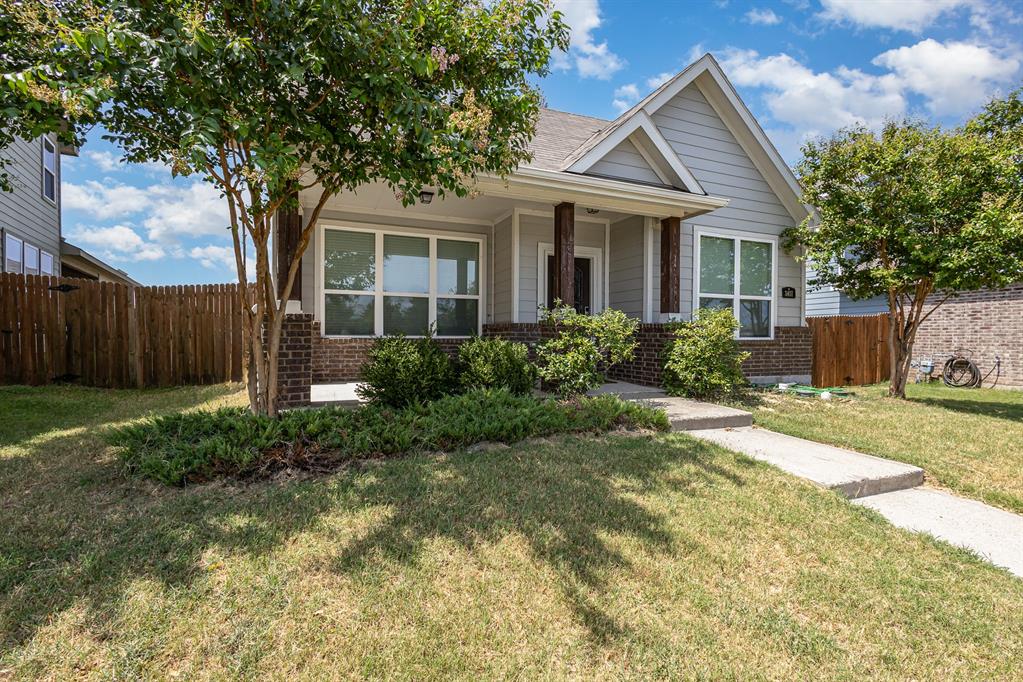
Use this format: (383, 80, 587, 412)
(0, 273, 251, 388)
(807, 314, 891, 387)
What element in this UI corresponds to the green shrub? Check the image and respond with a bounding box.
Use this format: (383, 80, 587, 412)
(457, 337, 536, 395)
(357, 333, 457, 407)
(662, 308, 750, 399)
(535, 305, 638, 397)
(111, 389, 669, 485)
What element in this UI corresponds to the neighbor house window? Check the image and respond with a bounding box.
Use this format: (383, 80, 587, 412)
(5, 233, 23, 273)
(40, 250, 54, 276)
(42, 138, 57, 203)
(696, 231, 774, 339)
(323, 226, 481, 337)
(23, 243, 39, 276)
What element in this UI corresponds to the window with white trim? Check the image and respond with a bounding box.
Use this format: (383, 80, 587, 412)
(696, 232, 774, 339)
(40, 250, 54, 276)
(24, 243, 40, 276)
(323, 226, 481, 337)
(5, 233, 23, 273)
(42, 138, 57, 203)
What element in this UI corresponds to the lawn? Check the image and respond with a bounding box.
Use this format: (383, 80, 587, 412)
(2, 385, 1023, 679)
(749, 383, 1023, 514)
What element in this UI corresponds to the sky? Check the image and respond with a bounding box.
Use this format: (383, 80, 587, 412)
(60, 0, 1023, 286)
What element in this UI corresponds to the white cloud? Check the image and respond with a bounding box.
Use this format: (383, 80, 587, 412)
(68, 224, 166, 262)
(611, 83, 640, 113)
(873, 39, 1021, 115)
(818, 0, 973, 33)
(553, 0, 624, 79)
(190, 245, 255, 279)
(718, 48, 906, 132)
(744, 8, 782, 25)
(82, 149, 172, 175)
(63, 180, 230, 243)
(646, 71, 675, 89)
(142, 182, 230, 242)
(63, 181, 150, 220)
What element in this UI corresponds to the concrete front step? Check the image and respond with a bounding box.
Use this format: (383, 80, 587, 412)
(689, 426, 924, 499)
(633, 397, 754, 431)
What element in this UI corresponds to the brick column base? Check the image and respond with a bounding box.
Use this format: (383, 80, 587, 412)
(276, 314, 313, 409)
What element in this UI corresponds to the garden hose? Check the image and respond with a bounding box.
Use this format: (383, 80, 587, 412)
(942, 355, 982, 388)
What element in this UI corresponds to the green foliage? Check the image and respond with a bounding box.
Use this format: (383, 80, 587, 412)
(662, 308, 750, 399)
(786, 95, 1023, 396)
(535, 305, 639, 397)
(457, 337, 536, 395)
(357, 334, 457, 408)
(111, 389, 669, 485)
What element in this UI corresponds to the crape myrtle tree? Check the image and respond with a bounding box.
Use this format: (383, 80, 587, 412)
(3, 0, 568, 415)
(786, 91, 1023, 398)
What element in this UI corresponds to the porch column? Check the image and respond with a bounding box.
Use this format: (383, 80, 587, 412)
(554, 201, 575, 307)
(660, 216, 680, 314)
(274, 203, 302, 301)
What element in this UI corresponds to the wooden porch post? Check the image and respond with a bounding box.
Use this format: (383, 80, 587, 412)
(660, 216, 680, 314)
(554, 201, 575, 307)
(274, 202, 302, 302)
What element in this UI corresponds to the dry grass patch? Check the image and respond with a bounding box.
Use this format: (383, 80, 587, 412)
(749, 383, 1023, 513)
(1, 385, 1022, 679)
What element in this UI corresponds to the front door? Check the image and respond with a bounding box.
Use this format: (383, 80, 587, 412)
(546, 255, 592, 314)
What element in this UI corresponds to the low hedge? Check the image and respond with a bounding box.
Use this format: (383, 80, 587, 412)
(112, 389, 669, 485)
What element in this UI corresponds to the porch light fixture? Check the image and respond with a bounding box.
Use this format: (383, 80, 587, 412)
(419, 190, 434, 204)
(585, 207, 599, 214)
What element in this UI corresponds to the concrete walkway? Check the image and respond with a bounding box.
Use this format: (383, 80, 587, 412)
(685, 422, 1023, 578)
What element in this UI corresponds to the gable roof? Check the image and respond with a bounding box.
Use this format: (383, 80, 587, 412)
(526, 53, 809, 223)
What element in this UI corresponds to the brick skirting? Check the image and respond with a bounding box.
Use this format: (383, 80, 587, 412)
(276, 316, 813, 407)
(911, 285, 1022, 388)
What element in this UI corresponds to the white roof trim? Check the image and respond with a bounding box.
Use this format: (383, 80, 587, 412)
(562, 53, 811, 224)
(562, 111, 706, 196)
(475, 167, 727, 219)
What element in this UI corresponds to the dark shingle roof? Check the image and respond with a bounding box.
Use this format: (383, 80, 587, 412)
(525, 109, 609, 171)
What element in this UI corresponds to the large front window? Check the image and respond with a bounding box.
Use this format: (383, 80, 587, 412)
(696, 231, 774, 339)
(323, 226, 481, 337)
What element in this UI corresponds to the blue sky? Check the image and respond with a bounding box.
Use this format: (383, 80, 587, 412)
(61, 0, 1023, 285)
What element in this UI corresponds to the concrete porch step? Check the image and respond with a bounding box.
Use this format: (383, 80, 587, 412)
(633, 397, 754, 431)
(688, 426, 924, 499)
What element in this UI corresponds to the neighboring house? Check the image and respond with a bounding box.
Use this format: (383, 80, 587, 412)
(272, 53, 814, 405)
(1, 134, 134, 285)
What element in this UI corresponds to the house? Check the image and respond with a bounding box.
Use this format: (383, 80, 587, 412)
(807, 278, 1022, 388)
(1, 134, 137, 285)
(272, 54, 815, 405)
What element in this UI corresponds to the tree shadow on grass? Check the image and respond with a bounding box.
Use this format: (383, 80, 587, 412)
(907, 394, 1023, 423)
(0, 399, 745, 656)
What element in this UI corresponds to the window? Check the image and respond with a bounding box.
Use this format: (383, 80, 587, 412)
(4, 233, 23, 273)
(42, 138, 57, 203)
(322, 226, 482, 337)
(40, 251, 54, 276)
(24, 243, 39, 276)
(696, 231, 774, 339)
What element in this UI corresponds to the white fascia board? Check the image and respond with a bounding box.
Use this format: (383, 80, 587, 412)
(562, 111, 706, 196)
(476, 168, 727, 219)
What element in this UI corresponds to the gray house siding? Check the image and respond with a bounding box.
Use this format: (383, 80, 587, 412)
(608, 215, 644, 318)
(0, 134, 61, 273)
(493, 214, 513, 323)
(649, 84, 802, 327)
(805, 265, 888, 316)
(589, 139, 663, 185)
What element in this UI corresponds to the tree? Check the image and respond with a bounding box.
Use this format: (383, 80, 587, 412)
(2, 0, 567, 415)
(787, 93, 1023, 398)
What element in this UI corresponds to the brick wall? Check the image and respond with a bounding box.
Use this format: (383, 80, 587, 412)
(312, 323, 464, 383)
(275, 314, 313, 409)
(487, 322, 811, 388)
(911, 285, 1022, 388)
